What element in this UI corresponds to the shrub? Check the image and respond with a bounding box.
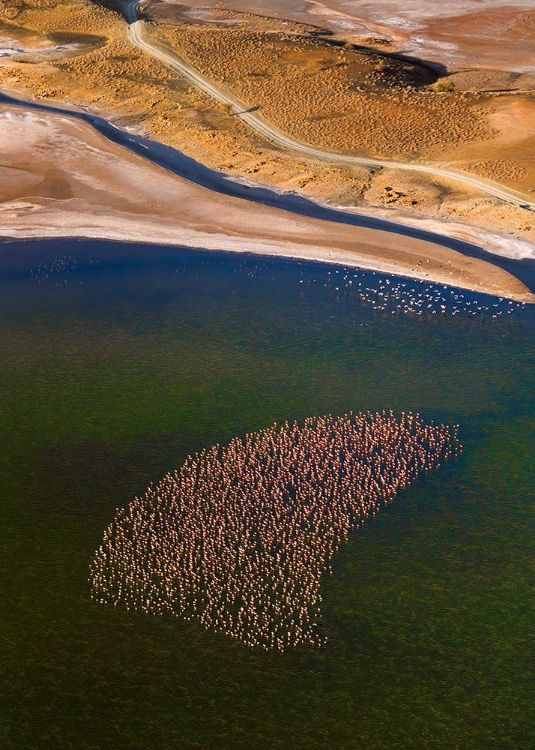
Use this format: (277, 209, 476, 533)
(433, 79, 456, 93)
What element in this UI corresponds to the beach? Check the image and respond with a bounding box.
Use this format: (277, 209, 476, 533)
(0, 104, 532, 302)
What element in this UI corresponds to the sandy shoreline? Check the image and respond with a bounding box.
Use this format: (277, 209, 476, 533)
(3, 207, 533, 303)
(0, 104, 533, 302)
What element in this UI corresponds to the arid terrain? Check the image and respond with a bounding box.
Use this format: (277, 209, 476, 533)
(0, 0, 534, 281)
(184, 0, 535, 74)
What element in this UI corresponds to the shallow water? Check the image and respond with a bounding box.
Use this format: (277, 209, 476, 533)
(1, 239, 533, 749)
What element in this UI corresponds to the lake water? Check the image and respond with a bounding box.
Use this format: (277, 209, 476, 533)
(1, 239, 533, 749)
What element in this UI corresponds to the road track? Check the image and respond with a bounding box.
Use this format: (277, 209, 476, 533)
(122, 1, 535, 212)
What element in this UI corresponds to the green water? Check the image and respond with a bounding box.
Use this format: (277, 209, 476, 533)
(1, 240, 533, 749)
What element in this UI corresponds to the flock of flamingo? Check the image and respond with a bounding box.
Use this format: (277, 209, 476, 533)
(90, 411, 461, 651)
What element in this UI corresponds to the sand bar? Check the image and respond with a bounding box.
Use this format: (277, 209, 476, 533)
(0, 104, 532, 302)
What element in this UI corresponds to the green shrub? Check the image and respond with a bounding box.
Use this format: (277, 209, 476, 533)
(433, 79, 456, 93)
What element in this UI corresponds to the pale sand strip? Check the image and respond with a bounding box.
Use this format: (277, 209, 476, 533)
(0, 105, 532, 302)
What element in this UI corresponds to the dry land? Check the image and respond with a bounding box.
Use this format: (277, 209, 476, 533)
(193, 0, 535, 74)
(0, 0, 534, 278)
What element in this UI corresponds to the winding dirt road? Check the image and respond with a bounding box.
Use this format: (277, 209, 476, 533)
(122, 1, 535, 212)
